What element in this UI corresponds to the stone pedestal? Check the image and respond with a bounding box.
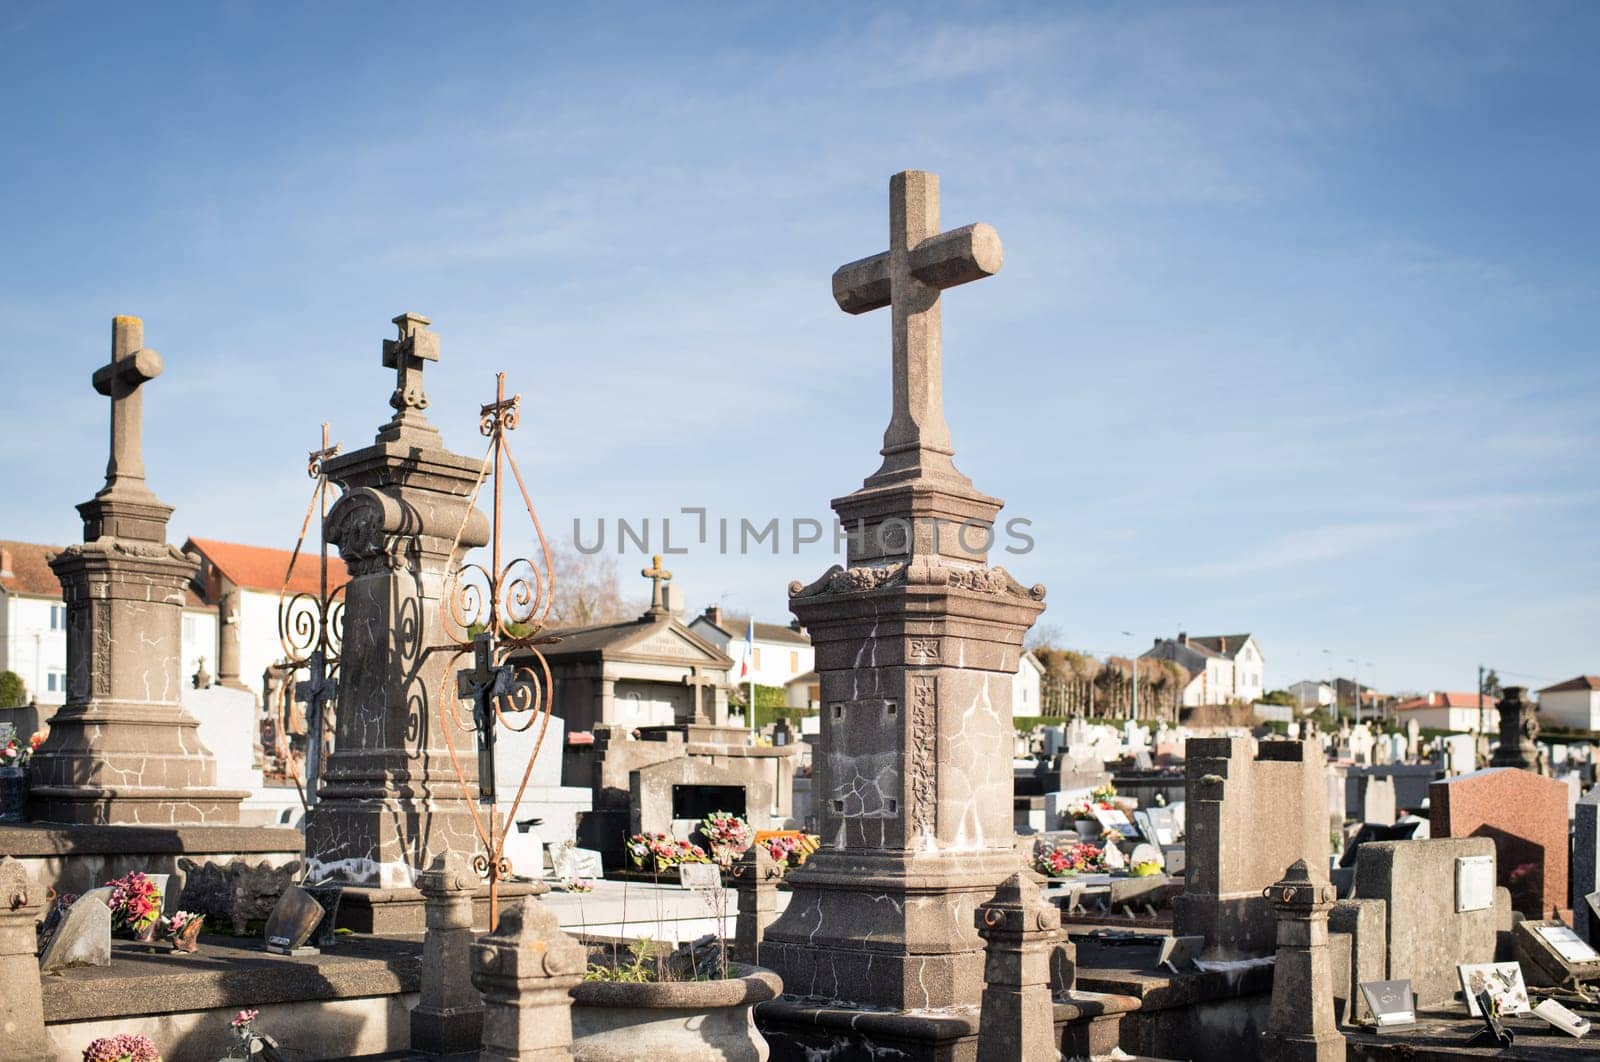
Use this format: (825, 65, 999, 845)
(974, 872, 1062, 1062)
(1260, 860, 1343, 1062)
(1489, 686, 1541, 772)
(303, 313, 491, 887)
(472, 895, 586, 1062)
(412, 852, 483, 1054)
(732, 842, 781, 966)
(30, 316, 244, 825)
(0, 858, 48, 1062)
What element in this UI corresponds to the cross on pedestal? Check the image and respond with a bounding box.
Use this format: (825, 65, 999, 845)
(832, 171, 1003, 488)
(682, 665, 718, 725)
(90, 315, 165, 498)
(455, 633, 514, 802)
(641, 554, 673, 616)
(295, 648, 337, 802)
(379, 312, 441, 442)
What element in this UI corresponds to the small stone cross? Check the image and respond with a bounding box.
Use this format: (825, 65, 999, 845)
(379, 312, 440, 441)
(682, 666, 718, 724)
(641, 554, 673, 615)
(456, 632, 513, 801)
(91, 315, 164, 497)
(832, 171, 1003, 487)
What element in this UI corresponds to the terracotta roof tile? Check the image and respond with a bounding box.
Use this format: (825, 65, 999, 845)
(1539, 675, 1600, 694)
(0, 541, 65, 598)
(185, 537, 347, 598)
(1394, 691, 1496, 712)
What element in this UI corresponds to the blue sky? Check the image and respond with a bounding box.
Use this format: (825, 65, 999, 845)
(2, 2, 1595, 694)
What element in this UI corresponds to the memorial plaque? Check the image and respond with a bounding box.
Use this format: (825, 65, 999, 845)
(263, 885, 327, 955)
(1358, 979, 1416, 1027)
(1533, 998, 1592, 1038)
(1457, 961, 1530, 1017)
(1513, 918, 1600, 987)
(1094, 807, 1138, 839)
(1157, 934, 1205, 974)
(1469, 990, 1515, 1048)
(1455, 854, 1495, 913)
(1537, 923, 1599, 963)
(1147, 807, 1176, 846)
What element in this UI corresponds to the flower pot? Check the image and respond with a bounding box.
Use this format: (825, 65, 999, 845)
(1074, 818, 1100, 839)
(571, 962, 781, 1061)
(0, 766, 27, 823)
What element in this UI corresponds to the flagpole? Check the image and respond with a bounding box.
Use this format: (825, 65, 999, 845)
(748, 618, 756, 741)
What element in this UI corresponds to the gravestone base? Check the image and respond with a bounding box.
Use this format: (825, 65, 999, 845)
(332, 879, 548, 935)
(28, 785, 250, 826)
(759, 846, 1022, 1010)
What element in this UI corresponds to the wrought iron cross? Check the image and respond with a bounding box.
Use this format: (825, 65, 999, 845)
(295, 647, 337, 800)
(455, 632, 513, 802)
(642, 554, 673, 615)
(831, 171, 1003, 487)
(91, 315, 164, 495)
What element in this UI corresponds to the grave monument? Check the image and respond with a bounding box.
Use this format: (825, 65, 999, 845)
(759, 170, 1046, 1029)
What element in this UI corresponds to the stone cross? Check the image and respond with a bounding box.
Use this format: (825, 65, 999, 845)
(641, 553, 673, 615)
(682, 665, 717, 724)
(456, 633, 513, 801)
(379, 312, 441, 441)
(90, 315, 164, 497)
(832, 170, 1003, 487)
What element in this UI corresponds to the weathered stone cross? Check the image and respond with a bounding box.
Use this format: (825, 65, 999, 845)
(641, 554, 673, 615)
(379, 312, 440, 441)
(682, 665, 718, 724)
(832, 171, 1003, 487)
(91, 315, 164, 497)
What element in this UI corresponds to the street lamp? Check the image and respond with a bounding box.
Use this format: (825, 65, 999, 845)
(1322, 649, 1333, 721)
(1121, 630, 1139, 723)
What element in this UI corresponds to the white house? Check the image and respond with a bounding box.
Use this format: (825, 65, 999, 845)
(1014, 650, 1045, 718)
(1, 539, 216, 709)
(1536, 676, 1600, 731)
(1392, 691, 1494, 733)
(1143, 632, 1265, 707)
(183, 538, 348, 705)
(688, 606, 815, 690)
(1288, 679, 1334, 710)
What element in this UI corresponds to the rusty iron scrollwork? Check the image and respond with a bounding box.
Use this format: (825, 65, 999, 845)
(435, 373, 558, 930)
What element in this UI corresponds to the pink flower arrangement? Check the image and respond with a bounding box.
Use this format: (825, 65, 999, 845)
(1032, 840, 1105, 878)
(700, 811, 753, 867)
(82, 1033, 161, 1062)
(231, 1009, 259, 1029)
(105, 872, 162, 936)
(760, 832, 820, 867)
(627, 832, 710, 872)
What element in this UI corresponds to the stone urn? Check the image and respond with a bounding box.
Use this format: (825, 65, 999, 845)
(570, 963, 781, 1061)
(0, 766, 26, 822)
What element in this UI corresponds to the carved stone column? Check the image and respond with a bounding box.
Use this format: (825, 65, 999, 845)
(975, 872, 1063, 1062)
(732, 841, 781, 966)
(1261, 860, 1344, 1062)
(473, 895, 587, 1062)
(1489, 686, 1540, 772)
(413, 851, 484, 1054)
(31, 316, 244, 824)
(0, 859, 48, 1062)
(303, 313, 490, 887)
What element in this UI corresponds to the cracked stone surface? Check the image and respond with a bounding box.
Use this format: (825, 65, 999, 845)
(29, 316, 244, 826)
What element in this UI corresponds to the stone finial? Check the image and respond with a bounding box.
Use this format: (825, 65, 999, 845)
(472, 895, 587, 1062)
(831, 170, 1003, 490)
(1261, 860, 1343, 1062)
(413, 851, 484, 1054)
(973, 872, 1064, 1062)
(0, 858, 48, 1061)
(376, 312, 442, 444)
(733, 842, 781, 966)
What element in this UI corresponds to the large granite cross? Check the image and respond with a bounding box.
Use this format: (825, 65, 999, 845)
(91, 315, 164, 497)
(832, 171, 1003, 487)
(379, 312, 440, 441)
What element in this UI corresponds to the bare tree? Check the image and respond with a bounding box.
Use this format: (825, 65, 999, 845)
(546, 546, 637, 628)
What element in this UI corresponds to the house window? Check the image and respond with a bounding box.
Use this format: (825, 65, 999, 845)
(753, 648, 762, 670)
(790, 651, 798, 672)
(49, 605, 65, 631)
(183, 615, 198, 642)
(47, 671, 64, 693)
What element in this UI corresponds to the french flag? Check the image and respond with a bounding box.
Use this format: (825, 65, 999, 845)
(735, 617, 754, 680)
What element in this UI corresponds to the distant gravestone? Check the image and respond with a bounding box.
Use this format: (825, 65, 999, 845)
(38, 894, 111, 972)
(1359, 776, 1396, 826)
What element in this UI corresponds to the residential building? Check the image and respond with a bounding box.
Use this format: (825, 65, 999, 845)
(1014, 650, 1044, 718)
(785, 670, 820, 711)
(182, 538, 348, 705)
(1288, 679, 1333, 710)
(1142, 632, 1264, 707)
(688, 606, 815, 689)
(1536, 676, 1600, 731)
(1392, 691, 1495, 733)
(0, 539, 216, 710)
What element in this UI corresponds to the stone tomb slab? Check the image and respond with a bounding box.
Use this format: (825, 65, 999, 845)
(1429, 767, 1569, 919)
